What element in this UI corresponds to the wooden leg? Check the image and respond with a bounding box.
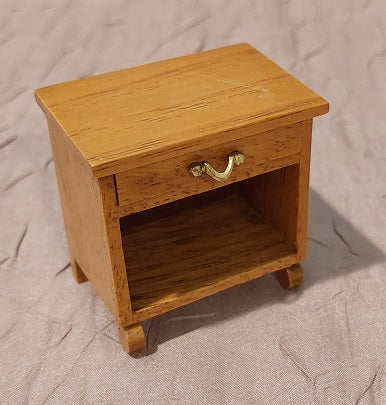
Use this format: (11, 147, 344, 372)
(275, 263, 303, 289)
(118, 323, 146, 353)
(71, 260, 88, 283)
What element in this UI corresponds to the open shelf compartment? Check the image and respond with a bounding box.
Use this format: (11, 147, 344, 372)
(120, 164, 300, 322)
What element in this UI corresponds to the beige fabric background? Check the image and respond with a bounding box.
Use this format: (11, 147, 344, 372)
(1, 1, 385, 404)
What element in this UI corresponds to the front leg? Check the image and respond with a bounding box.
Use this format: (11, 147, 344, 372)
(71, 259, 88, 283)
(118, 323, 146, 353)
(275, 263, 303, 289)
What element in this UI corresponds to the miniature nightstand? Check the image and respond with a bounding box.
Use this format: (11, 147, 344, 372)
(35, 43, 328, 353)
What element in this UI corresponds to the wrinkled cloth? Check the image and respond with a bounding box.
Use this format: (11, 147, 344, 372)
(0, 1, 385, 404)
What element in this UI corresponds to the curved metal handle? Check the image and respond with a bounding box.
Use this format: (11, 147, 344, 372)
(189, 150, 245, 182)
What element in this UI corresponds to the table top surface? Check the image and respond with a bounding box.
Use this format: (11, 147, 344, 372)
(35, 43, 328, 177)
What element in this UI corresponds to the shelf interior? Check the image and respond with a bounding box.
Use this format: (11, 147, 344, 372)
(120, 184, 297, 322)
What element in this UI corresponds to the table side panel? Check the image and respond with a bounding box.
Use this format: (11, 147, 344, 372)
(47, 119, 133, 324)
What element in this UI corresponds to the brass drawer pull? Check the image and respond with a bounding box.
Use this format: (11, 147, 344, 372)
(189, 150, 245, 182)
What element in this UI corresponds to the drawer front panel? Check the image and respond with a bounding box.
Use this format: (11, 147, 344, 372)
(115, 122, 304, 210)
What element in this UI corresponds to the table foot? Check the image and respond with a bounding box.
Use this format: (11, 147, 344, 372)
(119, 323, 146, 353)
(275, 263, 303, 289)
(71, 260, 88, 283)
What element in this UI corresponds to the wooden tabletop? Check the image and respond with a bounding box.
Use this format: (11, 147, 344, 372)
(35, 43, 328, 178)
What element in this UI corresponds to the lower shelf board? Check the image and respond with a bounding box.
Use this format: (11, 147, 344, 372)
(121, 190, 297, 322)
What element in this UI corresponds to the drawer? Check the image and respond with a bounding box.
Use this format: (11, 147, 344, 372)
(114, 122, 304, 210)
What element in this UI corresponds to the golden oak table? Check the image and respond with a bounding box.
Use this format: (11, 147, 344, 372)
(35, 43, 328, 353)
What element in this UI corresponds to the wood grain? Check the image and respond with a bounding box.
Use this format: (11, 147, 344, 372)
(120, 189, 297, 323)
(35, 43, 328, 178)
(275, 264, 304, 289)
(118, 323, 146, 353)
(239, 119, 312, 259)
(114, 154, 299, 217)
(36, 44, 328, 352)
(47, 118, 133, 325)
(296, 119, 313, 260)
(115, 122, 302, 208)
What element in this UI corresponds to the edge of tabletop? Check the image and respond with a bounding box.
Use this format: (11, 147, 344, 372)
(34, 42, 329, 179)
(35, 89, 329, 179)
